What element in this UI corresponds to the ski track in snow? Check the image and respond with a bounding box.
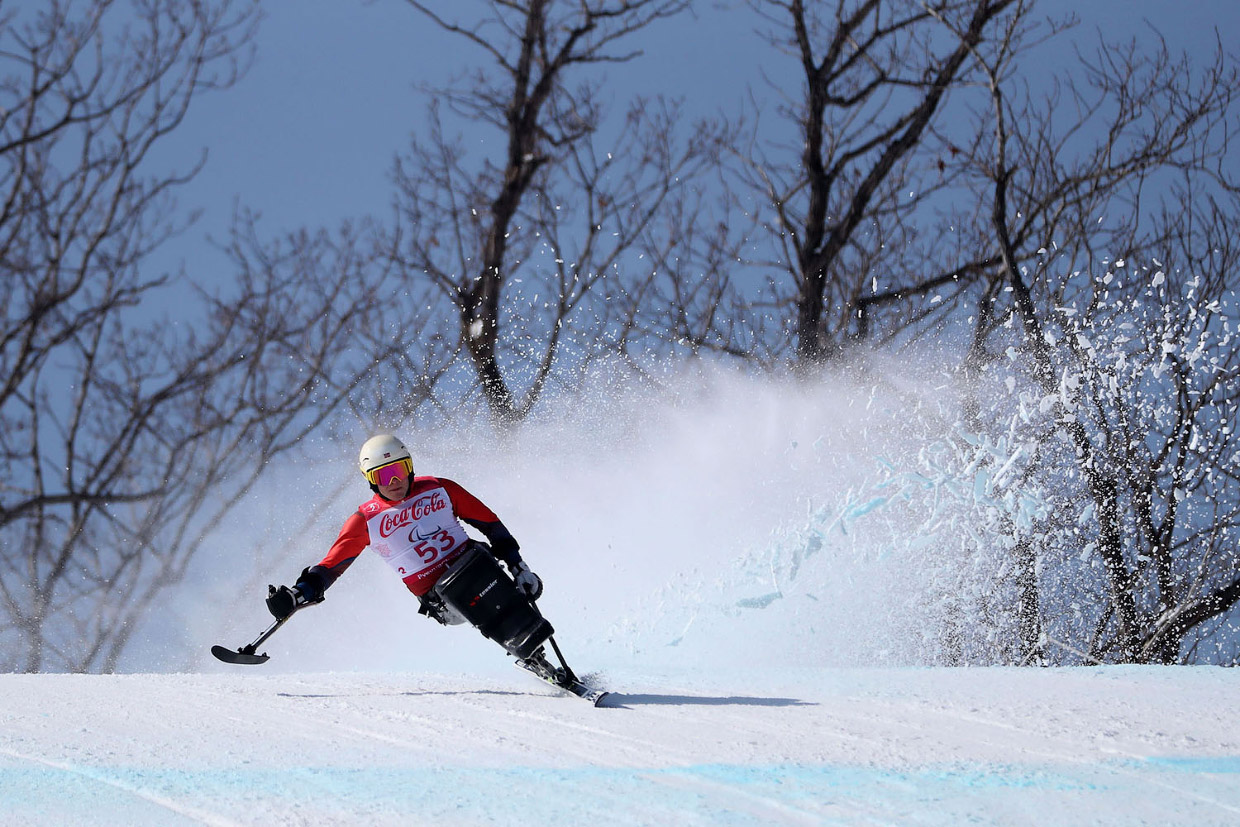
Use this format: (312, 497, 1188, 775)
(0, 667, 1238, 826)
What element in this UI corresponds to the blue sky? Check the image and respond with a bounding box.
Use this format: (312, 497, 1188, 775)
(153, 0, 753, 264)
(151, 0, 1239, 288)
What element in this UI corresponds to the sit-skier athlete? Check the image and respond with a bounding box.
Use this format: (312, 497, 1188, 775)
(266, 433, 545, 641)
(231, 434, 605, 703)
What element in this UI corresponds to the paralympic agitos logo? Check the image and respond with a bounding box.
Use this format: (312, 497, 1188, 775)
(378, 492, 447, 537)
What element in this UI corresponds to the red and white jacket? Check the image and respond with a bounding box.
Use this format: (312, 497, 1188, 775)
(307, 476, 519, 598)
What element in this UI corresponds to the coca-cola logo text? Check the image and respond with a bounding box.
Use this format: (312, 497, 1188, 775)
(377, 492, 447, 537)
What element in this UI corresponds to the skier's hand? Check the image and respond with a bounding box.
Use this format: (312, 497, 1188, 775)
(294, 567, 329, 603)
(265, 584, 306, 620)
(509, 561, 543, 601)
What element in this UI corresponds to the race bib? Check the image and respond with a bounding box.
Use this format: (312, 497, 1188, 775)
(363, 488, 469, 589)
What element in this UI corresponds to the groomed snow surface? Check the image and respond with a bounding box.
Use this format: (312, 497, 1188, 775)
(2, 666, 1237, 825)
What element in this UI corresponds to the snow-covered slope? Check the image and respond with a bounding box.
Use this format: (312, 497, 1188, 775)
(8, 371, 1235, 824)
(2, 667, 1237, 825)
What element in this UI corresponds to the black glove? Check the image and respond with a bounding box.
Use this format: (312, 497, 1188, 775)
(508, 561, 543, 601)
(266, 584, 307, 620)
(295, 566, 330, 603)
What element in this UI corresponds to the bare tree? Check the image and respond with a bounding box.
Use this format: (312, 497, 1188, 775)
(388, 0, 725, 422)
(0, 1, 415, 672)
(720, 1, 1240, 664)
(951, 16, 1240, 663)
(732, 0, 1018, 366)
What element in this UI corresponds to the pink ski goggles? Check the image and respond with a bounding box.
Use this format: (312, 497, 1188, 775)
(366, 458, 413, 486)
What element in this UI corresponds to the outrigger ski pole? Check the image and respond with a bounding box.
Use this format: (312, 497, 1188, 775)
(211, 586, 321, 665)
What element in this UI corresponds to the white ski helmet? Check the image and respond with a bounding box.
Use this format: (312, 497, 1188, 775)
(358, 434, 413, 481)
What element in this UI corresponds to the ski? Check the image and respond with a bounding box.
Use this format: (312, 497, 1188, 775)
(515, 650, 610, 706)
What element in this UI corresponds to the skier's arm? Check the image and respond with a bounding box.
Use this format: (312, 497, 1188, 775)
(468, 519, 520, 564)
(298, 511, 370, 600)
(439, 478, 521, 564)
(267, 511, 373, 619)
(440, 477, 540, 598)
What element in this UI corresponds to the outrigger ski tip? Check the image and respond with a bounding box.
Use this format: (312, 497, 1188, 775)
(211, 644, 270, 665)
